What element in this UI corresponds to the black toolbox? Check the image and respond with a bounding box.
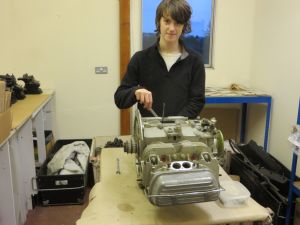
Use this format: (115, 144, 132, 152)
(35, 139, 93, 206)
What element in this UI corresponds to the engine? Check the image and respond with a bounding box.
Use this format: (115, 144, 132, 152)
(124, 109, 224, 206)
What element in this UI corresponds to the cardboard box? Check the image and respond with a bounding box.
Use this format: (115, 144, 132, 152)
(200, 107, 240, 141)
(0, 108, 12, 144)
(33, 130, 55, 160)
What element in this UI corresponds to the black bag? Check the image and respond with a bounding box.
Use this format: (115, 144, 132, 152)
(229, 140, 291, 225)
(238, 140, 291, 196)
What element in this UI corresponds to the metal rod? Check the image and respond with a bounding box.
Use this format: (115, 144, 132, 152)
(162, 102, 165, 122)
(149, 108, 159, 117)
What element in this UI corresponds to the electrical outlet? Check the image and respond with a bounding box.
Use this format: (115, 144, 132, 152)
(95, 66, 108, 74)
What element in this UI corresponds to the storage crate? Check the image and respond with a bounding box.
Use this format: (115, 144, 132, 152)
(36, 139, 92, 206)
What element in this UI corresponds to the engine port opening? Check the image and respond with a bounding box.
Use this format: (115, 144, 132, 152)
(182, 162, 191, 169)
(172, 162, 181, 169)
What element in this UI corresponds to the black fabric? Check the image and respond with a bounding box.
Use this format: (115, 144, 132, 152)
(238, 140, 288, 175)
(238, 140, 292, 196)
(114, 40, 206, 119)
(229, 140, 291, 225)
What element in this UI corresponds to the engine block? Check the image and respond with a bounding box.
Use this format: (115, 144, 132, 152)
(124, 110, 224, 206)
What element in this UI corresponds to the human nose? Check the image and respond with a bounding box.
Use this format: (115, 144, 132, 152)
(169, 22, 176, 31)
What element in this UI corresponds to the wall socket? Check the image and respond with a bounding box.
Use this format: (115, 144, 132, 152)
(95, 66, 108, 74)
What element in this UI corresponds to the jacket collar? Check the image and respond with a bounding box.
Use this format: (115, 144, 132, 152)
(154, 38, 189, 60)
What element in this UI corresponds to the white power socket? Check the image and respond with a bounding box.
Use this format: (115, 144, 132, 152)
(95, 66, 108, 74)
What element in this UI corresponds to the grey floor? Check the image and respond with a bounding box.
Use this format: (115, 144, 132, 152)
(24, 188, 90, 225)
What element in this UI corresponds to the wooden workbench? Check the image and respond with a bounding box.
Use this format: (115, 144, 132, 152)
(10, 93, 52, 129)
(77, 147, 271, 225)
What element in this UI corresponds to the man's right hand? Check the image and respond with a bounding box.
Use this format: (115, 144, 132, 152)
(135, 88, 153, 110)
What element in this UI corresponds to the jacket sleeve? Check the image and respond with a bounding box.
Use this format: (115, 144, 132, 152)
(114, 53, 141, 109)
(178, 56, 206, 118)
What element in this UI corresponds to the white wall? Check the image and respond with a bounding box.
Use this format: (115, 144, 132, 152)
(249, 0, 300, 170)
(206, 0, 255, 87)
(1, 0, 257, 140)
(0, 0, 120, 139)
(2, 0, 298, 172)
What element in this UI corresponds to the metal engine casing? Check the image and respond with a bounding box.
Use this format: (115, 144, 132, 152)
(124, 110, 224, 206)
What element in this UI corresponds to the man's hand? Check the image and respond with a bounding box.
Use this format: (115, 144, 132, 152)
(135, 88, 153, 110)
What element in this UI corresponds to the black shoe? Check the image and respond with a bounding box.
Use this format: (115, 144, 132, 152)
(13, 85, 26, 99)
(18, 74, 42, 94)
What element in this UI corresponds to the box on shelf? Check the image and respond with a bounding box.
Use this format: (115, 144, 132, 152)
(36, 139, 93, 206)
(200, 107, 240, 141)
(45, 131, 55, 155)
(33, 130, 55, 161)
(0, 108, 12, 144)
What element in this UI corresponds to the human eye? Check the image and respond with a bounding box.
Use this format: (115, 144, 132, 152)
(163, 17, 170, 24)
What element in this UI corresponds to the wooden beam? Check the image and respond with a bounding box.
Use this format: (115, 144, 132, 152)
(119, 0, 131, 135)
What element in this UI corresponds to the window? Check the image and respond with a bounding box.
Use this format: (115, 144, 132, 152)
(142, 0, 215, 67)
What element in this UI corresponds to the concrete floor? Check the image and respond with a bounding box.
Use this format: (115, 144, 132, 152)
(24, 188, 90, 225)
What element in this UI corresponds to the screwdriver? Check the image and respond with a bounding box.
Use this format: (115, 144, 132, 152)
(149, 108, 159, 117)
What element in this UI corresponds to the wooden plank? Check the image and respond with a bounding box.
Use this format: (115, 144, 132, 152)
(0, 81, 6, 113)
(10, 94, 51, 129)
(119, 0, 131, 135)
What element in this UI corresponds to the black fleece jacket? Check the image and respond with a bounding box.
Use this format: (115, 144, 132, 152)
(114, 41, 206, 118)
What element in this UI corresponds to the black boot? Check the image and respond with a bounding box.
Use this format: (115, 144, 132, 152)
(18, 74, 42, 94)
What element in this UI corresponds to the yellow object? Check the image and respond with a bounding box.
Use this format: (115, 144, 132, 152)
(0, 108, 12, 144)
(230, 83, 247, 91)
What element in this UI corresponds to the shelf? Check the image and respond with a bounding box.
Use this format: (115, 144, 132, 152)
(205, 88, 272, 151)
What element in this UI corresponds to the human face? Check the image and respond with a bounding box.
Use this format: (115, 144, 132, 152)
(159, 15, 184, 45)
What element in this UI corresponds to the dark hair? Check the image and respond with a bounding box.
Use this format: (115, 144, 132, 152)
(155, 0, 192, 35)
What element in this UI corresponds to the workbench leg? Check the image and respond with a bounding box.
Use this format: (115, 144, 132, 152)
(0, 143, 17, 225)
(33, 110, 46, 164)
(240, 103, 248, 143)
(264, 100, 272, 151)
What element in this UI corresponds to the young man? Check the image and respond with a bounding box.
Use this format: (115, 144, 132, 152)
(114, 0, 205, 118)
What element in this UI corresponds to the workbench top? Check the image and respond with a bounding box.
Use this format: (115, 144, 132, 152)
(11, 92, 53, 129)
(77, 147, 270, 225)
